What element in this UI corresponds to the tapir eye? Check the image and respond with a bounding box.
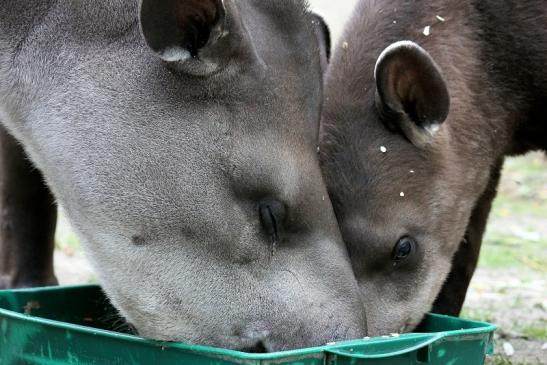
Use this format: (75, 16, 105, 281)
(258, 200, 285, 244)
(392, 236, 416, 262)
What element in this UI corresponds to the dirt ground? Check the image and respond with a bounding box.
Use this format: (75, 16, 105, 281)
(464, 268, 546, 364)
(52, 2, 545, 364)
(461, 154, 547, 365)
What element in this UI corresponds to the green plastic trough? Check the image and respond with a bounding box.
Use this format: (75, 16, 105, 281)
(0, 285, 496, 365)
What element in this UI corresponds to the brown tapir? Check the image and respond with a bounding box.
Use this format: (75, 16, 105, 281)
(319, 0, 547, 335)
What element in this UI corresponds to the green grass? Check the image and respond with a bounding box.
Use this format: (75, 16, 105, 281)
(478, 152, 547, 271)
(478, 231, 546, 270)
(460, 307, 496, 323)
(492, 193, 547, 219)
(519, 324, 547, 340)
(54, 211, 82, 254)
(486, 355, 543, 365)
(486, 356, 516, 365)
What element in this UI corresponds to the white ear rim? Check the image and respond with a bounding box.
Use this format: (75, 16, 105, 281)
(374, 40, 421, 81)
(424, 123, 441, 136)
(159, 47, 192, 62)
(399, 120, 441, 147)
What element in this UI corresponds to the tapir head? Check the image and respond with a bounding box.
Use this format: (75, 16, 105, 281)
(321, 40, 491, 335)
(2, 0, 366, 351)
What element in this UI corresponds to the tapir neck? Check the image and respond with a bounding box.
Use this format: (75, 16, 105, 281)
(469, 0, 547, 156)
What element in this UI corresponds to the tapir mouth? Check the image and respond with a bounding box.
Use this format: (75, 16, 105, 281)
(240, 341, 268, 353)
(111, 319, 139, 336)
(122, 317, 273, 352)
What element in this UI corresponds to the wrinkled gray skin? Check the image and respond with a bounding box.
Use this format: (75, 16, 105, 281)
(0, 0, 367, 351)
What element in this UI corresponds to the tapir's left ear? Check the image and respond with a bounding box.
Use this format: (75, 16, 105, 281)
(310, 13, 331, 73)
(139, 0, 254, 75)
(374, 41, 450, 146)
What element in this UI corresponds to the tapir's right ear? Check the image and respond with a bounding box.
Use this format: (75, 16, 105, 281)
(374, 41, 450, 147)
(139, 0, 253, 75)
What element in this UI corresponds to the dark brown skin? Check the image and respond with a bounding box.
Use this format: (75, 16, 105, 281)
(0, 125, 57, 289)
(320, 0, 547, 333)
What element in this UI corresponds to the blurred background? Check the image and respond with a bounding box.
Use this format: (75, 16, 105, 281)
(52, 1, 546, 364)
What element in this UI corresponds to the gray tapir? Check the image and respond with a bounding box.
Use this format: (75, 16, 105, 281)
(320, 0, 547, 335)
(0, 0, 367, 351)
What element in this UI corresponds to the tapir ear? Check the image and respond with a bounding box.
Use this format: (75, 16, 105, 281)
(374, 41, 450, 146)
(310, 14, 331, 73)
(139, 0, 250, 75)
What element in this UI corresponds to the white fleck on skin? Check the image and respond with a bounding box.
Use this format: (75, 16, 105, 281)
(410, 170, 415, 174)
(400, 192, 405, 197)
(380, 146, 387, 153)
(317, 146, 320, 153)
(436, 15, 446, 22)
(393, 20, 397, 24)
(322, 196, 325, 201)
(423, 25, 431, 36)
(503, 342, 515, 356)
(342, 41, 349, 49)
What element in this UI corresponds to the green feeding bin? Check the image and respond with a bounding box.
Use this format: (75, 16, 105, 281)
(0, 285, 496, 365)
